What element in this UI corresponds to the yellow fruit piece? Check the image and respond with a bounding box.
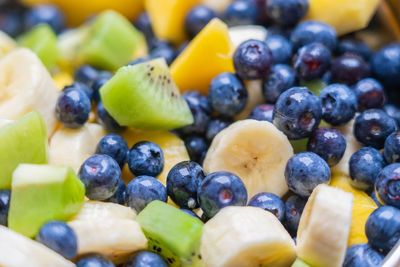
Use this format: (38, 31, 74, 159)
(0, 31, 17, 58)
(306, 0, 380, 36)
(21, 0, 144, 26)
(53, 72, 73, 90)
(170, 18, 235, 94)
(145, 0, 199, 44)
(330, 174, 377, 246)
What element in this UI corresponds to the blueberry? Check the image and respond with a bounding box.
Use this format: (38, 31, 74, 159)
(307, 127, 346, 167)
(291, 20, 337, 51)
(349, 147, 385, 191)
(371, 43, 400, 87)
(354, 109, 397, 149)
(78, 154, 121, 201)
(74, 65, 99, 87)
(371, 190, 382, 207)
(247, 0, 271, 25)
(55, 87, 91, 129)
(125, 175, 167, 213)
(97, 101, 125, 132)
(343, 244, 384, 267)
(149, 43, 176, 65)
(266, 0, 309, 26)
(233, 39, 273, 80)
(331, 53, 370, 85)
(166, 161, 206, 210)
(36, 221, 77, 260)
(185, 5, 218, 38)
(198, 171, 247, 218)
(365, 206, 400, 254)
(179, 91, 211, 135)
(375, 163, 400, 208)
(134, 12, 154, 42)
(248, 104, 274, 122)
(104, 179, 126, 205)
(62, 82, 94, 102)
(321, 71, 332, 84)
(0, 189, 10, 226)
(24, 5, 65, 33)
(337, 38, 371, 60)
(384, 131, 400, 164)
(284, 194, 307, 236)
(248, 192, 285, 222)
(184, 136, 208, 164)
(0, 10, 23, 37)
(265, 35, 293, 64)
(320, 83, 358, 126)
(285, 152, 331, 197)
(267, 25, 292, 38)
(262, 64, 296, 103)
(354, 78, 385, 112)
(128, 57, 151, 66)
(273, 87, 322, 140)
(384, 104, 400, 126)
(224, 0, 258, 26)
(176, 41, 189, 56)
(180, 209, 202, 220)
(77, 254, 115, 267)
(96, 134, 129, 167)
(294, 43, 332, 81)
(128, 141, 164, 177)
(206, 118, 231, 142)
(91, 75, 111, 103)
(124, 251, 168, 267)
(208, 72, 248, 117)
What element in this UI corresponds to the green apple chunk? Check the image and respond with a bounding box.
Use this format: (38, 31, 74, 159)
(8, 164, 85, 238)
(78, 10, 147, 70)
(0, 111, 48, 189)
(18, 24, 58, 70)
(100, 58, 194, 130)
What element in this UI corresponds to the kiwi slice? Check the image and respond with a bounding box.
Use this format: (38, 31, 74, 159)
(136, 201, 203, 266)
(100, 58, 194, 130)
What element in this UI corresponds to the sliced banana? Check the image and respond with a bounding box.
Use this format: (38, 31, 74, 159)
(234, 80, 265, 120)
(297, 184, 353, 267)
(0, 48, 59, 135)
(202, 0, 234, 13)
(0, 31, 17, 58)
(203, 119, 293, 198)
(0, 225, 75, 267)
(228, 25, 268, 48)
(68, 201, 147, 264)
(201, 206, 296, 267)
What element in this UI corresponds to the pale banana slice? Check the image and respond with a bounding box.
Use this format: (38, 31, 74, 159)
(228, 25, 268, 48)
(234, 80, 265, 120)
(49, 123, 107, 172)
(201, 206, 296, 267)
(203, 119, 293, 198)
(68, 201, 147, 264)
(0, 48, 59, 135)
(202, 0, 234, 12)
(297, 184, 353, 267)
(0, 31, 17, 58)
(0, 225, 75, 267)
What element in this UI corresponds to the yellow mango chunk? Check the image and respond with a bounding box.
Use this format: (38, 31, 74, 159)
(53, 72, 73, 90)
(145, 0, 200, 44)
(170, 18, 235, 94)
(306, 0, 380, 35)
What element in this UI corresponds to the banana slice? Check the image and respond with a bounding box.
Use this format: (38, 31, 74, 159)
(0, 48, 59, 135)
(234, 80, 265, 120)
(49, 123, 107, 172)
(297, 184, 353, 267)
(228, 25, 268, 48)
(68, 201, 147, 264)
(0, 225, 75, 267)
(0, 31, 17, 58)
(203, 119, 293, 198)
(201, 206, 296, 267)
(202, 0, 234, 12)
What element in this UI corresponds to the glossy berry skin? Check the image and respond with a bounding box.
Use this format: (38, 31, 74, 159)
(349, 147, 385, 191)
(291, 20, 338, 51)
(96, 134, 128, 167)
(233, 39, 273, 80)
(62, 82, 94, 102)
(124, 251, 167, 267)
(320, 84, 358, 126)
(337, 38, 371, 60)
(180, 209, 202, 220)
(371, 190, 382, 207)
(365, 206, 400, 254)
(128, 141, 164, 177)
(180, 91, 211, 135)
(375, 163, 400, 208)
(371, 43, 400, 87)
(105, 179, 126, 205)
(206, 118, 231, 142)
(198, 171, 247, 218)
(0, 10, 23, 37)
(273, 87, 322, 140)
(384, 132, 400, 164)
(307, 127, 346, 167)
(91, 75, 111, 103)
(284, 194, 307, 236)
(294, 43, 332, 81)
(208, 72, 248, 118)
(265, 35, 293, 64)
(385, 104, 400, 126)
(166, 161, 206, 210)
(55, 87, 91, 129)
(343, 244, 384, 267)
(331, 54, 370, 85)
(248, 104, 274, 122)
(77, 254, 115, 267)
(285, 152, 331, 197)
(185, 5, 218, 38)
(134, 12, 154, 42)
(354, 109, 397, 149)
(78, 154, 121, 200)
(354, 78, 385, 112)
(248, 192, 285, 222)
(266, 0, 309, 26)
(36, 221, 77, 260)
(262, 64, 296, 103)
(184, 136, 208, 164)
(125, 175, 167, 213)
(97, 101, 125, 132)
(0, 189, 10, 226)
(149, 43, 176, 65)
(74, 65, 99, 87)
(23, 5, 65, 33)
(224, 0, 258, 26)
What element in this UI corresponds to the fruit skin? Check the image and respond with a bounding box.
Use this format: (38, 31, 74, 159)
(124, 251, 168, 267)
(105, 179, 126, 205)
(354, 78, 385, 112)
(23, 5, 65, 33)
(331, 54, 370, 85)
(294, 43, 332, 81)
(96, 134, 129, 168)
(92, 74, 111, 103)
(342, 244, 384, 267)
(248, 192, 285, 222)
(184, 136, 208, 164)
(248, 104, 274, 122)
(185, 5, 218, 38)
(284, 194, 307, 236)
(62, 82, 94, 102)
(371, 43, 400, 87)
(290, 20, 337, 51)
(0, 189, 10, 226)
(337, 38, 371, 60)
(149, 42, 176, 65)
(134, 12, 154, 43)
(375, 163, 400, 208)
(385, 104, 400, 126)
(384, 131, 400, 164)
(205, 118, 231, 142)
(128, 141, 164, 177)
(97, 101, 125, 132)
(262, 64, 296, 103)
(77, 254, 115, 267)
(74, 65, 99, 87)
(179, 91, 211, 136)
(224, 0, 258, 26)
(266, 0, 308, 26)
(0, 11, 23, 38)
(265, 35, 293, 64)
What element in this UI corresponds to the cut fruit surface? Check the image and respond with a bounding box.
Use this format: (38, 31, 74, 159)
(228, 25, 268, 48)
(100, 58, 193, 130)
(170, 18, 235, 94)
(0, 31, 17, 58)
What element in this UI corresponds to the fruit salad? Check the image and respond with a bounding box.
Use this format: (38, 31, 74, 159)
(0, 0, 400, 266)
